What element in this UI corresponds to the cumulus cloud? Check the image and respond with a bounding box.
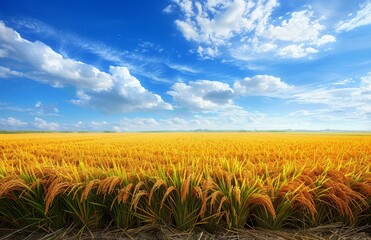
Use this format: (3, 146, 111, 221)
(234, 75, 293, 97)
(197, 46, 219, 58)
(262, 10, 335, 45)
(174, 0, 273, 45)
(0, 22, 172, 113)
(0, 21, 113, 91)
(175, 20, 199, 41)
(336, 2, 371, 32)
(277, 44, 318, 59)
(170, 0, 335, 59)
(316, 35, 336, 47)
(71, 66, 173, 113)
(168, 75, 294, 111)
(33, 117, 60, 130)
(168, 80, 235, 111)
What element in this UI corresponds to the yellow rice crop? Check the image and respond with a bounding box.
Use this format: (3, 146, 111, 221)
(0, 132, 370, 231)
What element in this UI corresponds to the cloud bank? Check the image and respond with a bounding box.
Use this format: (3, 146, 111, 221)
(168, 0, 336, 59)
(0, 21, 172, 113)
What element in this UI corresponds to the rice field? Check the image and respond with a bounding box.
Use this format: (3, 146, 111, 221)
(0, 132, 370, 234)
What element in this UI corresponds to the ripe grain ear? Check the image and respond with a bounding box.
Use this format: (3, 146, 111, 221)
(180, 175, 191, 203)
(210, 191, 223, 210)
(0, 176, 26, 198)
(217, 196, 229, 213)
(248, 193, 276, 218)
(160, 186, 177, 209)
(80, 179, 99, 202)
(45, 180, 73, 214)
(97, 176, 123, 196)
(149, 179, 167, 204)
(117, 183, 134, 204)
(233, 186, 241, 206)
(131, 190, 147, 211)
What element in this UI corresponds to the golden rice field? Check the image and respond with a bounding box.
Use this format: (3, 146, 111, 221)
(0, 132, 370, 233)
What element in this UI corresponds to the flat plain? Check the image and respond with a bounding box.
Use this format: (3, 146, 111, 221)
(0, 132, 370, 235)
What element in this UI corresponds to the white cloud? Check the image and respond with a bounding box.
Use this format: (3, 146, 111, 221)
(234, 75, 293, 97)
(71, 66, 173, 113)
(168, 80, 235, 112)
(292, 87, 370, 110)
(262, 10, 334, 45)
(0, 101, 59, 116)
(89, 121, 109, 130)
(162, 117, 188, 125)
(113, 118, 159, 132)
(11, 17, 128, 64)
(174, 0, 276, 45)
(168, 75, 295, 112)
(177, 0, 195, 18)
(0, 117, 28, 128)
(333, 78, 355, 86)
(0, 21, 113, 91)
(0, 22, 172, 114)
(215, 107, 266, 125)
(250, 40, 277, 53)
(0, 102, 32, 113)
(11, 18, 179, 84)
(138, 41, 164, 53)
(33, 117, 60, 130)
(0, 66, 24, 78)
(172, 0, 278, 57)
(197, 46, 219, 58)
(288, 108, 368, 121)
(163, 4, 176, 14)
(316, 35, 336, 46)
(360, 72, 371, 90)
(175, 20, 200, 41)
(254, 9, 334, 58)
(292, 72, 371, 117)
(293, 88, 355, 105)
(35, 101, 42, 108)
(277, 44, 318, 58)
(33, 101, 59, 116)
(110, 109, 265, 131)
(203, 0, 248, 40)
(336, 2, 371, 32)
(171, 0, 335, 59)
(166, 63, 199, 74)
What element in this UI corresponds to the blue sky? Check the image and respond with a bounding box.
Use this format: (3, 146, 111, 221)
(0, 0, 370, 131)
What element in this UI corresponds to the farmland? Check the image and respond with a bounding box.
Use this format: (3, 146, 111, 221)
(0, 132, 370, 235)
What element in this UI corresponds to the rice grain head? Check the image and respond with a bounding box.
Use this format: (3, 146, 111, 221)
(160, 186, 177, 209)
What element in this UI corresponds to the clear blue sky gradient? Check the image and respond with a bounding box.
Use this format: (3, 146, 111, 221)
(0, 0, 370, 131)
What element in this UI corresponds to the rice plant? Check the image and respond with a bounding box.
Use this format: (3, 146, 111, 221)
(0, 132, 369, 233)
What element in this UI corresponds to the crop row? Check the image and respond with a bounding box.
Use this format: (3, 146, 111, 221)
(0, 133, 370, 233)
